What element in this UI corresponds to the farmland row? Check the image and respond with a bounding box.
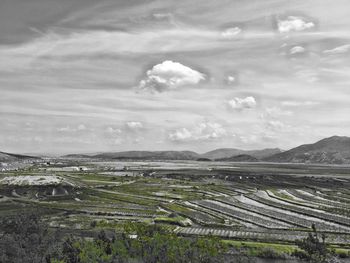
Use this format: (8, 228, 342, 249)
(248, 192, 350, 228)
(192, 199, 291, 229)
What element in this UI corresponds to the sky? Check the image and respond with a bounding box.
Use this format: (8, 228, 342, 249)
(0, 0, 350, 155)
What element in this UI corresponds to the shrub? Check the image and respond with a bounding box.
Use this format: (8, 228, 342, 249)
(256, 247, 286, 259)
(293, 224, 338, 263)
(0, 212, 61, 263)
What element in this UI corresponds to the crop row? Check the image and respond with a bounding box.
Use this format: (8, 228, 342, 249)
(313, 190, 350, 204)
(217, 197, 350, 233)
(174, 227, 350, 244)
(163, 203, 222, 226)
(248, 193, 350, 228)
(286, 189, 350, 210)
(193, 200, 290, 229)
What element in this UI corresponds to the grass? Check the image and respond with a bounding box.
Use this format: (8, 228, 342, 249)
(223, 240, 350, 258)
(270, 189, 295, 201)
(154, 215, 191, 227)
(223, 240, 297, 254)
(165, 203, 192, 213)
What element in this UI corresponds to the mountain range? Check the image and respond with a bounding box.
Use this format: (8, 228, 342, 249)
(2, 136, 350, 165)
(61, 136, 350, 164)
(263, 136, 350, 164)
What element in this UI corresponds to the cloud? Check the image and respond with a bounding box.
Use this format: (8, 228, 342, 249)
(264, 107, 293, 117)
(277, 16, 315, 33)
(281, 101, 319, 107)
(237, 134, 260, 144)
(57, 126, 71, 132)
(221, 27, 241, 39)
(57, 124, 88, 132)
(290, 46, 305, 55)
(323, 44, 350, 55)
(126, 121, 143, 129)
(169, 128, 192, 141)
(113, 138, 123, 145)
(226, 75, 236, 85)
(265, 120, 286, 131)
(228, 96, 256, 110)
(33, 136, 43, 143)
(106, 127, 122, 134)
(77, 124, 86, 131)
(169, 122, 226, 142)
(137, 60, 205, 92)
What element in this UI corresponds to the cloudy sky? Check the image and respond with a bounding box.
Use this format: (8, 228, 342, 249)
(1, 0, 350, 155)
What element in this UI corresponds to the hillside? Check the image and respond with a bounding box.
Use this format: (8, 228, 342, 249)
(92, 151, 200, 160)
(0, 151, 36, 162)
(59, 136, 350, 164)
(264, 136, 350, 164)
(202, 148, 281, 160)
(216, 154, 259, 162)
(64, 148, 281, 161)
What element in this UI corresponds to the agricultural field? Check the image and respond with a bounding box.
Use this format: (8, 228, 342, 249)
(1, 160, 350, 261)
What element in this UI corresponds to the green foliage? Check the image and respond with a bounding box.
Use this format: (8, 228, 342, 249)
(0, 212, 61, 263)
(293, 224, 337, 263)
(255, 247, 286, 259)
(54, 223, 228, 263)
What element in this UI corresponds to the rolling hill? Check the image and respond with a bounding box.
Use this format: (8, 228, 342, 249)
(64, 148, 280, 161)
(0, 151, 36, 162)
(60, 136, 350, 164)
(201, 148, 281, 160)
(92, 151, 200, 160)
(264, 136, 350, 164)
(216, 154, 259, 162)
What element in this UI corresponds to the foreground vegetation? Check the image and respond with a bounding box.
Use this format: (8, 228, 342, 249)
(1, 160, 350, 262)
(0, 214, 348, 263)
(0, 214, 227, 263)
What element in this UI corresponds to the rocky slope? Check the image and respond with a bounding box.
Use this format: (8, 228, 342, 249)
(264, 136, 350, 164)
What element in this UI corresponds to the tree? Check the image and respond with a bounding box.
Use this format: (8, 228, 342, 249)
(293, 224, 338, 263)
(0, 212, 61, 263)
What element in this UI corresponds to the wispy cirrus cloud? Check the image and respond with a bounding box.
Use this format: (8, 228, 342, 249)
(323, 44, 350, 54)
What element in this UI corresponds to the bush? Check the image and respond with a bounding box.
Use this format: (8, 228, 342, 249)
(53, 223, 228, 263)
(256, 247, 286, 259)
(0, 213, 61, 263)
(293, 224, 338, 263)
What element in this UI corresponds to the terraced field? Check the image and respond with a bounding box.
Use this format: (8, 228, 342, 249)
(1, 160, 350, 258)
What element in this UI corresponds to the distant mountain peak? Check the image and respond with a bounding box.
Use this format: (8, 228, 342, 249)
(264, 135, 350, 164)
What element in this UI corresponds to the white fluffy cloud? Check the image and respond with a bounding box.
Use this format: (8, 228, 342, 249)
(277, 16, 315, 33)
(169, 128, 192, 141)
(226, 75, 236, 84)
(228, 96, 256, 110)
(169, 122, 226, 142)
(126, 121, 143, 129)
(221, 27, 241, 39)
(290, 46, 305, 55)
(137, 60, 205, 92)
(323, 44, 350, 55)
